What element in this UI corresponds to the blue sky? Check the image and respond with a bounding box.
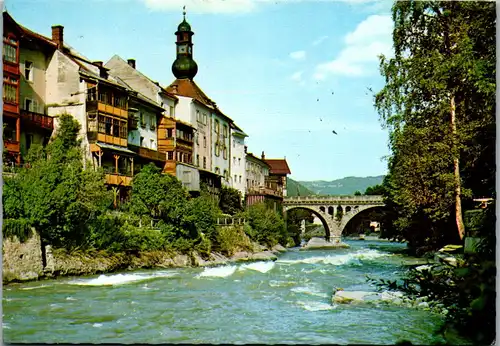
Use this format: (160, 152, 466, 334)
(7, 0, 394, 181)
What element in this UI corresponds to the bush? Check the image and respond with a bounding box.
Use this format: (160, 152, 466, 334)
(244, 203, 287, 247)
(214, 225, 252, 256)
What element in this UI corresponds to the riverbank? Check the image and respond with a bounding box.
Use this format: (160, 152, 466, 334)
(3, 231, 287, 285)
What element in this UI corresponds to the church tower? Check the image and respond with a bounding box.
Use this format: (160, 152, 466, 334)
(172, 7, 198, 80)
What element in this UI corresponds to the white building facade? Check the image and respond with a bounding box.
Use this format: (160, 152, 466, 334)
(230, 125, 247, 198)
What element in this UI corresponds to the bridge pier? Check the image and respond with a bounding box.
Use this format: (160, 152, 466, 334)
(329, 235, 341, 243)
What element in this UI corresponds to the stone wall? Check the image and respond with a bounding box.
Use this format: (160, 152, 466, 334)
(3, 229, 43, 282)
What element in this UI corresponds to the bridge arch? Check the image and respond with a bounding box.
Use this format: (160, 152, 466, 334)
(283, 195, 385, 243)
(339, 205, 387, 237)
(284, 206, 332, 240)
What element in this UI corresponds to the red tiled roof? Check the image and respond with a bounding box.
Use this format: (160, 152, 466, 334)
(264, 159, 291, 175)
(166, 79, 216, 110)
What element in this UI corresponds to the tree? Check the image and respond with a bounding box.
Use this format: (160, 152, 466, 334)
(375, 1, 495, 245)
(354, 190, 362, 196)
(130, 163, 190, 224)
(219, 186, 243, 215)
(364, 185, 384, 195)
(3, 114, 112, 250)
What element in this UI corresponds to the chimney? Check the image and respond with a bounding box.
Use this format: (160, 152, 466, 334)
(51, 25, 64, 49)
(127, 59, 136, 69)
(261, 151, 265, 160)
(244, 145, 248, 154)
(171, 85, 178, 94)
(93, 61, 103, 68)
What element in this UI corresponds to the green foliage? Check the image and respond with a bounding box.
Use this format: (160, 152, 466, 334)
(374, 1, 495, 249)
(214, 225, 252, 256)
(183, 191, 221, 242)
(364, 184, 385, 195)
(285, 208, 314, 246)
(244, 203, 287, 247)
(287, 177, 315, 196)
(219, 186, 243, 215)
(2, 218, 32, 243)
(354, 190, 362, 196)
(2, 114, 113, 250)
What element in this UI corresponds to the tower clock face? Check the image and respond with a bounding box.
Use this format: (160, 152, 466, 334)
(178, 45, 187, 54)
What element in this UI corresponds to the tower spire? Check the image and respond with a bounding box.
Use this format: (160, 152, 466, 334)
(183, 6, 186, 20)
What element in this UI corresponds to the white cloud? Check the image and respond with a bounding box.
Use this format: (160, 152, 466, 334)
(139, 0, 383, 14)
(312, 35, 329, 46)
(289, 50, 306, 61)
(313, 14, 393, 79)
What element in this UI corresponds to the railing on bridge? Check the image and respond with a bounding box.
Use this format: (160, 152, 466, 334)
(284, 195, 383, 201)
(216, 218, 246, 226)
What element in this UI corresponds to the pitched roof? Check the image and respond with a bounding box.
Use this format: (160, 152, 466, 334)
(166, 78, 216, 110)
(105, 55, 178, 102)
(246, 152, 271, 168)
(264, 159, 291, 175)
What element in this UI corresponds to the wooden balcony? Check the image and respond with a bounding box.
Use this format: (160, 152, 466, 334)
(4, 139, 20, 153)
(129, 144, 166, 162)
(21, 110, 54, 130)
(248, 186, 283, 198)
(86, 100, 127, 119)
(94, 133, 127, 147)
(3, 102, 19, 117)
(3, 61, 19, 75)
(105, 173, 132, 186)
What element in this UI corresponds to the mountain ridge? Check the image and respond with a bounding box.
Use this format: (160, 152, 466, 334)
(298, 175, 385, 196)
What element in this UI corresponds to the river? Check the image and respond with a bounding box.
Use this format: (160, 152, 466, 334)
(3, 240, 466, 344)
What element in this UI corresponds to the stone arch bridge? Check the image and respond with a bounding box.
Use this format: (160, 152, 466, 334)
(283, 195, 385, 243)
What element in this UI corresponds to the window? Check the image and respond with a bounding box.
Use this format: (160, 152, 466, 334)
(170, 106, 174, 117)
(196, 154, 200, 166)
(234, 175, 237, 182)
(215, 167, 220, 175)
(215, 140, 220, 157)
(140, 136, 144, 146)
(167, 151, 174, 160)
(150, 139, 154, 148)
(238, 158, 241, 166)
(239, 176, 242, 183)
(203, 136, 206, 148)
(223, 142, 227, 160)
(24, 61, 34, 81)
(3, 38, 17, 63)
(3, 78, 17, 104)
(167, 128, 173, 138)
(98, 115, 106, 133)
(203, 157, 206, 169)
(25, 98, 32, 112)
(223, 125, 228, 138)
(203, 113, 207, 124)
(105, 117, 113, 135)
(233, 139, 235, 148)
(196, 110, 201, 122)
(113, 119, 120, 137)
(215, 120, 220, 136)
(119, 121, 127, 138)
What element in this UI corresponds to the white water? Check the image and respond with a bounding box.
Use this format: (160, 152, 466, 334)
(197, 265, 237, 278)
(296, 300, 337, 312)
(277, 249, 388, 266)
(239, 261, 276, 273)
(68, 271, 178, 286)
(291, 285, 329, 298)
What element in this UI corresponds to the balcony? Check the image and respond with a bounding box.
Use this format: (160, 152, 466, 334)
(4, 139, 20, 153)
(129, 144, 166, 162)
(21, 110, 54, 130)
(248, 186, 283, 198)
(105, 173, 132, 187)
(86, 100, 127, 119)
(3, 61, 19, 75)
